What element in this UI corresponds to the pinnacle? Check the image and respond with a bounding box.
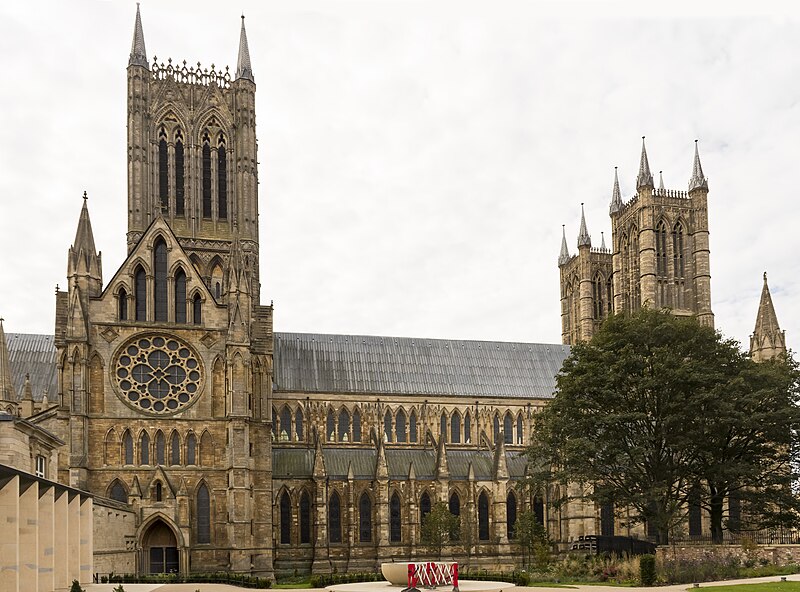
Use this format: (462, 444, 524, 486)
(558, 225, 570, 265)
(129, 3, 148, 68)
(72, 195, 97, 260)
(636, 136, 654, 190)
(753, 271, 781, 336)
(0, 318, 16, 402)
(689, 140, 708, 191)
(236, 15, 254, 82)
(609, 166, 623, 214)
(577, 203, 591, 248)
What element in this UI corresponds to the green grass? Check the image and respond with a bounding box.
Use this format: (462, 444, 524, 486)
(695, 583, 800, 592)
(273, 582, 314, 589)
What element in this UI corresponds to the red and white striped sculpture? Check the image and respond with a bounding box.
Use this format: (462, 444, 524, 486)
(402, 562, 459, 592)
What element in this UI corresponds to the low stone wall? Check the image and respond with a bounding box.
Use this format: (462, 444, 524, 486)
(93, 496, 137, 575)
(658, 544, 800, 565)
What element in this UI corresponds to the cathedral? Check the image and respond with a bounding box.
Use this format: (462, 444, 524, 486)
(0, 6, 788, 582)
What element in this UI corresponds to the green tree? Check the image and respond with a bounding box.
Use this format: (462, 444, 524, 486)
(528, 308, 800, 544)
(420, 501, 460, 560)
(514, 508, 550, 569)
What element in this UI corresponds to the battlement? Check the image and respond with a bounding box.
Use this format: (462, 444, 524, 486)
(151, 57, 232, 89)
(653, 188, 690, 199)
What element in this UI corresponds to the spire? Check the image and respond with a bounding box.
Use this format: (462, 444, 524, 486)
(236, 15, 255, 82)
(609, 166, 623, 214)
(68, 193, 102, 296)
(0, 318, 17, 402)
(750, 272, 786, 362)
(688, 140, 708, 191)
(659, 171, 665, 190)
(72, 193, 97, 259)
(558, 225, 570, 265)
(600, 231, 607, 251)
(128, 3, 148, 68)
(577, 203, 591, 248)
(636, 136, 654, 190)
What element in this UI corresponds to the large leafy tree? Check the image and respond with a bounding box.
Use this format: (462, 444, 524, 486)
(528, 308, 800, 544)
(420, 501, 460, 560)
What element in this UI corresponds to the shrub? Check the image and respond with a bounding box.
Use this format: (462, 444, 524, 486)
(70, 580, 85, 592)
(639, 554, 656, 586)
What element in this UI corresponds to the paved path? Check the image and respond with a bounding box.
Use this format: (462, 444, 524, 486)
(84, 572, 800, 592)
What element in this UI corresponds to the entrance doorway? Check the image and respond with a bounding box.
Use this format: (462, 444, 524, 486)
(142, 519, 179, 574)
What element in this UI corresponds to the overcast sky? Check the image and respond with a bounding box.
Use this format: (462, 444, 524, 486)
(0, 0, 798, 351)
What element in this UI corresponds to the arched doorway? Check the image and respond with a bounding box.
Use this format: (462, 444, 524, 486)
(142, 519, 179, 574)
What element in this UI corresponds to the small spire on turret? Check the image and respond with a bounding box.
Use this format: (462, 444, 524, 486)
(68, 194, 103, 295)
(577, 203, 591, 248)
(659, 171, 665, 190)
(636, 136, 654, 190)
(688, 139, 708, 191)
(128, 3, 148, 68)
(0, 318, 16, 403)
(236, 15, 255, 82)
(600, 231, 607, 251)
(609, 166, 623, 214)
(558, 225, 570, 265)
(750, 271, 786, 362)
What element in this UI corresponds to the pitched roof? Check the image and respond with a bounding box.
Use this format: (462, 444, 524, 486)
(6, 334, 58, 401)
(274, 333, 568, 399)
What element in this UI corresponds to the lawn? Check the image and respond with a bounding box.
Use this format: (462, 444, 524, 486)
(696, 583, 800, 592)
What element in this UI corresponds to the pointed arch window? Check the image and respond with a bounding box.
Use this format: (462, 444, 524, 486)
(504, 412, 513, 444)
(534, 494, 544, 525)
(202, 132, 212, 218)
(338, 408, 351, 442)
(409, 410, 417, 443)
(390, 492, 402, 542)
(123, 430, 134, 465)
(329, 492, 342, 543)
(656, 221, 668, 277)
(186, 433, 197, 465)
(396, 409, 407, 443)
(507, 491, 518, 539)
(134, 266, 147, 321)
(140, 431, 150, 465)
(593, 273, 605, 320)
(493, 414, 500, 443)
(449, 492, 461, 540)
(606, 276, 614, 315)
(478, 492, 490, 541)
(175, 268, 187, 323)
(352, 408, 361, 442)
(155, 431, 165, 465)
(109, 480, 128, 504)
(600, 500, 614, 536)
(516, 413, 524, 444)
(295, 407, 304, 441)
(153, 238, 168, 322)
(384, 410, 393, 443)
(673, 222, 685, 277)
(327, 408, 335, 442)
(218, 134, 227, 220)
(158, 127, 169, 211)
(359, 492, 372, 542)
(280, 405, 292, 441)
(197, 483, 211, 543)
(440, 413, 447, 442)
(175, 130, 185, 215)
(200, 431, 213, 466)
(420, 492, 431, 523)
(170, 431, 181, 465)
(300, 491, 311, 544)
(118, 288, 128, 321)
(451, 412, 461, 444)
(192, 294, 202, 324)
(155, 481, 163, 502)
(464, 412, 471, 443)
(280, 491, 291, 544)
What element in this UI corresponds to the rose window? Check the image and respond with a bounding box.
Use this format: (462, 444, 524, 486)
(113, 335, 202, 414)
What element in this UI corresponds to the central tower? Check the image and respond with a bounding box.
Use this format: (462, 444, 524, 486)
(127, 10, 260, 302)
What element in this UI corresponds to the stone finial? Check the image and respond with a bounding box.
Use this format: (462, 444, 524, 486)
(688, 140, 708, 191)
(129, 3, 148, 68)
(636, 136, 654, 190)
(236, 15, 255, 82)
(558, 225, 570, 266)
(577, 203, 591, 248)
(609, 166, 623, 214)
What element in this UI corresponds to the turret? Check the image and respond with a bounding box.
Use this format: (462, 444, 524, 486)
(750, 272, 786, 362)
(577, 204, 594, 340)
(687, 140, 713, 327)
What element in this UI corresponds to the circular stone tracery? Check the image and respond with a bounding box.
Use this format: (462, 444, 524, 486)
(113, 335, 203, 415)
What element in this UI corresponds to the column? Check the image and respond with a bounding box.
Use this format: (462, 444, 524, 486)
(38, 485, 55, 592)
(53, 491, 68, 591)
(0, 475, 20, 592)
(68, 493, 81, 583)
(80, 497, 93, 585)
(19, 481, 38, 592)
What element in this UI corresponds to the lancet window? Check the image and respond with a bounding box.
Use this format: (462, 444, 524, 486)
(218, 134, 227, 219)
(197, 483, 211, 543)
(202, 132, 212, 218)
(153, 238, 168, 322)
(175, 130, 185, 215)
(158, 127, 169, 211)
(329, 492, 342, 543)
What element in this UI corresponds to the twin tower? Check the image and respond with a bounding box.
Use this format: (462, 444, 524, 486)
(558, 139, 786, 362)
